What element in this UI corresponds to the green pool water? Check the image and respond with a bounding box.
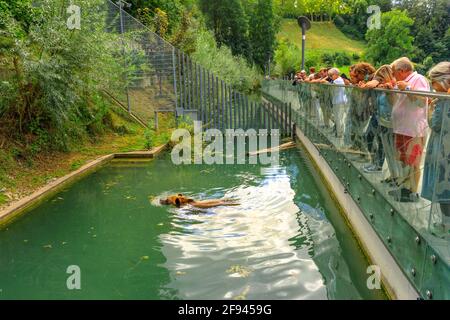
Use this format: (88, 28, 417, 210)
(0, 148, 386, 299)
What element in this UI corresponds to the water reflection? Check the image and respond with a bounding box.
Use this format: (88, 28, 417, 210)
(159, 165, 363, 299)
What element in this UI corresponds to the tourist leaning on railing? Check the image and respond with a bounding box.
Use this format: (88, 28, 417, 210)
(341, 73, 351, 86)
(308, 67, 316, 81)
(328, 68, 348, 139)
(421, 62, 450, 235)
(357, 63, 385, 174)
(353, 63, 376, 86)
(388, 57, 430, 202)
(348, 63, 376, 154)
(292, 70, 308, 86)
(310, 68, 333, 84)
(370, 65, 402, 185)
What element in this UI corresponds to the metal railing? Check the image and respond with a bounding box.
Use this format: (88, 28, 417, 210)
(106, 0, 292, 136)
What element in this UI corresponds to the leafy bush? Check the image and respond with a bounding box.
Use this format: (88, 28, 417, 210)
(321, 53, 334, 66)
(304, 58, 317, 70)
(335, 52, 351, 66)
(177, 115, 194, 135)
(273, 40, 356, 76)
(274, 38, 299, 76)
(305, 52, 320, 70)
(170, 9, 198, 54)
(318, 51, 353, 68)
(0, 0, 126, 151)
(144, 128, 155, 149)
(192, 29, 261, 93)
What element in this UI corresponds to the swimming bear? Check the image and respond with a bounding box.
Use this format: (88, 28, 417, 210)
(160, 194, 239, 209)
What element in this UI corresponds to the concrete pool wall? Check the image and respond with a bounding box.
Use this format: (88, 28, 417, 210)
(294, 126, 419, 300)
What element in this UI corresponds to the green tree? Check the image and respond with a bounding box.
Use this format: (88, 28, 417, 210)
(274, 38, 299, 76)
(274, 0, 348, 21)
(0, 0, 34, 27)
(170, 9, 198, 54)
(199, 0, 251, 60)
(395, 0, 449, 62)
(192, 29, 261, 92)
(334, 0, 392, 40)
(128, 0, 183, 34)
(1, 0, 125, 149)
(365, 10, 416, 66)
(153, 7, 168, 37)
(249, 0, 276, 70)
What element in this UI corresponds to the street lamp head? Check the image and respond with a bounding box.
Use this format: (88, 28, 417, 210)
(297, 16, 311, 31)
(116, 0, 132, 8)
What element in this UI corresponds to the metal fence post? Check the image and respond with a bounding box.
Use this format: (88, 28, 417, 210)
(245, 95, 249, 130)
(197, 64, 201, 114)
(224, 84, 228, 129)
(226, 86, 230, 129)
(192, 62, 196, 110)
(289, 102, 293, 138)
(236, 93, 241, 129)
(203, 67, 207, 125)
(207, 70, 211, 128)
(270, 103, 278, 130)
(263, 103, 267, 129)
(196, 63, 200, 112)
(241, 93, 245, 129)
(252, 102, 255, 130)
(188, 58, 193, 110)
(199, 65, 204, 123)
(177, 50, 182, 109)
(216, 76, 219, 129)
(285, 103, 288, 137)
(118, 1, 131, 113)
(182, 53, 187, 110)
(211, 73, 215, 129)
(235, 92, 239, 129)
(171, 47, 178, 113)
(240, 93, 244, 129)
(221, 80, 225, 132)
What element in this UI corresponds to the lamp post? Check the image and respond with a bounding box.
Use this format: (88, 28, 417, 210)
(297, 16, 311, 71)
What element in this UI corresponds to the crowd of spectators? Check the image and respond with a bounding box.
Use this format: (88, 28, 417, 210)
(291, 58, 450, 235)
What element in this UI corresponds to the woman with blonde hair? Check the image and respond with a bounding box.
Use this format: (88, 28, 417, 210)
(349, 62, 376, 152)
(371, 65, 402, 181)
(421, 61, 450, 236)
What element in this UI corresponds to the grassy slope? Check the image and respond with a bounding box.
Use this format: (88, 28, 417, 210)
(278, 19, 366, 74)
(278, 19, 366, 55)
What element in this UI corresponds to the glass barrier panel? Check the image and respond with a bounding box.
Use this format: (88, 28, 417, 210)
(261, 80, 450, 299)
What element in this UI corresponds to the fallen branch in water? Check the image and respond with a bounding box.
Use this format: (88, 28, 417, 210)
(247, 141, 296, 156)
(314, 143, 370, 156)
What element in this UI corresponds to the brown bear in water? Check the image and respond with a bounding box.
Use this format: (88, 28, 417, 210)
(160, 194, 239, 209)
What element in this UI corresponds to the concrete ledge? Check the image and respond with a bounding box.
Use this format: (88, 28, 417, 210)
(0, 144, 167, 227)
(295, 126, 419, 300)
(114, 144, 167, 159)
